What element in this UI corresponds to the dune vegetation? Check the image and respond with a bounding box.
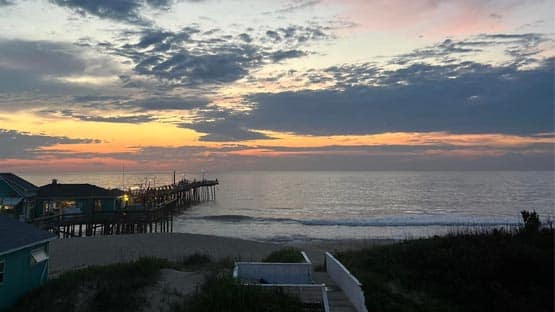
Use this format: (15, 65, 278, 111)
(335, 211, 554, 312)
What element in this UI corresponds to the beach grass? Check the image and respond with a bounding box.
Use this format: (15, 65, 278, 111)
(262, 247, 305, 263)
(175, 252, 212, 271)
(7, 254, 307, 312)
(335, 227, 554, 312)
(8, 257, 171, 312)
(175, 274, 305, 312)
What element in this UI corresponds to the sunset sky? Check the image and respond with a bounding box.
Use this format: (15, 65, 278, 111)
(0, 0, 553, 172)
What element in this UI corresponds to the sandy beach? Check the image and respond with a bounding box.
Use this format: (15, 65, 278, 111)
(48, 233, 397, 276)
(49, 233, 280, 276)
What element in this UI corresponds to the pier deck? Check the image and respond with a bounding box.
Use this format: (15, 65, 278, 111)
(30, 179, 218, 238)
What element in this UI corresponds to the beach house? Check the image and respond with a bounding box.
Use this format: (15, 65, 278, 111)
(35, 180, 122, 216)
(0, 214, 56, 309)
(0, 173, 37, 220)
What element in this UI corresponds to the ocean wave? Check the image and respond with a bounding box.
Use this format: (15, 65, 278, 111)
(199, 215, 256, 222)
(297, 217, 521, 227)
(192, 214, 523, 227)
(268, 234, 311, 243)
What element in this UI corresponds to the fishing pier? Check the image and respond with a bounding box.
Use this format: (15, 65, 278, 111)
(29, 178, 219, 238)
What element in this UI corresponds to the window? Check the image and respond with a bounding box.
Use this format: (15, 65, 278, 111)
(31, 247, 48, 265)
(94, 200, 102, 212)
(0, 260, 5, 284)
(60, 200, 76, 209)
(0, 205, 14, 212)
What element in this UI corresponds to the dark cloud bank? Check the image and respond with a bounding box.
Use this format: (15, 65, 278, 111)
(0, 129, 97, 158)
(188, 58, 554, 140)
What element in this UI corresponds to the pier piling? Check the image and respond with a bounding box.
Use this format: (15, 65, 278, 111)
(30, 179, 218, 238)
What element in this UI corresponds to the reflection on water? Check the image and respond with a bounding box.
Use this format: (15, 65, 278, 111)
(22, 171, 555, 241)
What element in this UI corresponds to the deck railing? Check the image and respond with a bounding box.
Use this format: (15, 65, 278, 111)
(28, 179, 218, 237)
(325, 252, 367, 312)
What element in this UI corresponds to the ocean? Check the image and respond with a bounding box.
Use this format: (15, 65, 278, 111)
(21, 171, 555, 242)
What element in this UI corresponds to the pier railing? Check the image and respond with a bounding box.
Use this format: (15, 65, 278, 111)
(29, 179, 218, 237)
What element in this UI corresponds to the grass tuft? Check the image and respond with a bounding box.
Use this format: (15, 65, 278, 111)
(8, 257, 170, 312)
(176, 253, 212, 270)
(263, 248, 305, 263)
(336, 229, 554, 312)
(176, 274, 305, 312)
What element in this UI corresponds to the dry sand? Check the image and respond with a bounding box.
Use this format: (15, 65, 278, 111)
(48, 233, 396, 311)
(49, 233, 396, 276)
(49, 233, 282, 276)
(141, 269, 205, 312)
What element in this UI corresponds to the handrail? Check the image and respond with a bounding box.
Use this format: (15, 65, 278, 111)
(29, 199, 178, 224)
(325, 252, 367, 312)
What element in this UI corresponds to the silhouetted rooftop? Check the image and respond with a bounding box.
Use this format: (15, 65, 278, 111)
(0, 173, 38, 197)
(0, 214, 56, 255)
(37, 182, 116, 199)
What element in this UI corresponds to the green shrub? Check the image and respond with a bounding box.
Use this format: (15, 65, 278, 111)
(263, 248, 304, 263)
(177, 253, 212, 270)
(336, 227, 554, 312)
(177, 274, 305, 312)
(9, 257, 170, 312)
(520, 210, 541, 233)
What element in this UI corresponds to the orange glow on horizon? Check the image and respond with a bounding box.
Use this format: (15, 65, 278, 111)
(2, 110, 553, 171)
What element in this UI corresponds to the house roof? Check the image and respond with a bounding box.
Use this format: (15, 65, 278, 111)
(0, 214, 56, 256)
(111, 189, 125, 197)
(37, 183, 116, 199)
(0, 173, 38, 198)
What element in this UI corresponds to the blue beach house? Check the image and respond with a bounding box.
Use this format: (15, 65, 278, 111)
(35, 179, 122, 216)
(0, 173, 37, 221)
(0, 215, 56, 310)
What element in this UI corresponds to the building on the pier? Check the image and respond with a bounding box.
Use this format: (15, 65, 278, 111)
(35, 180, 122, 216)
(0, 214, 56, 310)
(0, 173, 37, 220)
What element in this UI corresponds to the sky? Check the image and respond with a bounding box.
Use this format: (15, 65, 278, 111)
(0, 0, 553, 173)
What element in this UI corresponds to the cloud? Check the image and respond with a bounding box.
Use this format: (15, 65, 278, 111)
(0, 129, 98, 159)
(188, 58, 554, 137)
(238, 33, 252, 43)
(179, 109, 273, 141)
(0, 39, 118, 96)
(0, 40, 86, 75)
(270, 50, 308, 62)
(267, 25, 330, 44)
(0, 0, 14, 6)
(188, 123, 271, 142)
(43, 95, 212, 123)
(104, 24, 330, 87)
(480, 33, 549, 67)
(489, 13, 503, 19)
(391, 33, 549, 66)
(123, 96, 210, 111)
(322, 63, 379, 87)
(273, 0, 322, 14)
(72, 95, 126, 103)
(49, 0, 178, 25)
(60, 111, 156, 123)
